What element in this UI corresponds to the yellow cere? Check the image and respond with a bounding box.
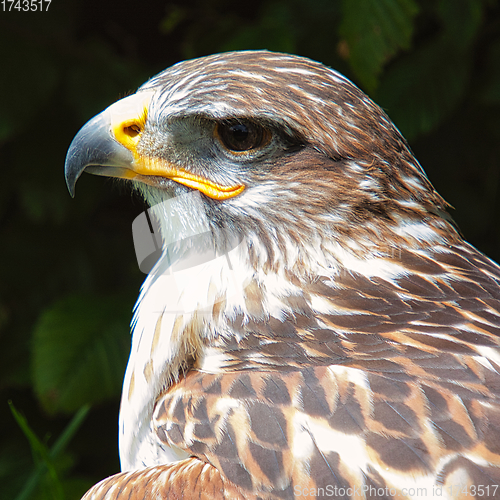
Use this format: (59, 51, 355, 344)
(109, 91, 154, 156)
(109, 91, 245, 200)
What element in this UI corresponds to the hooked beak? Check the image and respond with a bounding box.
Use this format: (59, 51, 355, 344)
(64, 91, 245, 200)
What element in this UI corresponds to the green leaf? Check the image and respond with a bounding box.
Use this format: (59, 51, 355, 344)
(9, 402, 90, 500)
(375, 0, 484, 140)
(375, 42, 470, 141)
(10, 402, 63, 500)
(32, 293, 130, 414)
(339, 0, 419, 91)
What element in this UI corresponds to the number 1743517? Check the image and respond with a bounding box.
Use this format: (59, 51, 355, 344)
(1, 0, 51, 11)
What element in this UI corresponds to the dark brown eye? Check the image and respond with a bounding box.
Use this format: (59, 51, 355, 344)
(216, 120, 271, 153)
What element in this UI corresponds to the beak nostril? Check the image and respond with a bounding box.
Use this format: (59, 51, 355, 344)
(124, 124, 141, 137)
(109, 93, 153, 151)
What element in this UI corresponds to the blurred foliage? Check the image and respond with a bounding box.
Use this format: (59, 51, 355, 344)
(0, 0, 499, 498)
(9, 402, 91, 500)
(33, 294, 130, 414)
(339, 0, 420, 92)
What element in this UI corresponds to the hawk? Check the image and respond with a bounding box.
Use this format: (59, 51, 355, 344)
(65, 51, 500, 499)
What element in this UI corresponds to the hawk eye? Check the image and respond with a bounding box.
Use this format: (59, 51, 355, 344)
(216, 120, 270, 153)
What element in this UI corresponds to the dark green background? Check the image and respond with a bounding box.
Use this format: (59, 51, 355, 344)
(1, 0, 500, 498)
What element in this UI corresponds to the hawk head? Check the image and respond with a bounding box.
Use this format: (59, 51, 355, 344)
(65, 51, 458, 280)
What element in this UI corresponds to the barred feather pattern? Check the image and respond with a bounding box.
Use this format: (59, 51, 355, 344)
(78, 52, 500, 499)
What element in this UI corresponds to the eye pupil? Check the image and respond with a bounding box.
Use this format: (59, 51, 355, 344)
(231, 124, 250, 144)
(217, 120, 270, 152)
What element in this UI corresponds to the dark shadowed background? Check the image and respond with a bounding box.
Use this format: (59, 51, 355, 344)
(1, 0, 499, 498)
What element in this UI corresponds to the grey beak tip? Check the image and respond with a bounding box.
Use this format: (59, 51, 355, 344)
(64, 110, 134, 197)
(64, 148, 80, 197)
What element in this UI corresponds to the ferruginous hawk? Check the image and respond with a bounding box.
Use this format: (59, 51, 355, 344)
(65, 51, 500, 500)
